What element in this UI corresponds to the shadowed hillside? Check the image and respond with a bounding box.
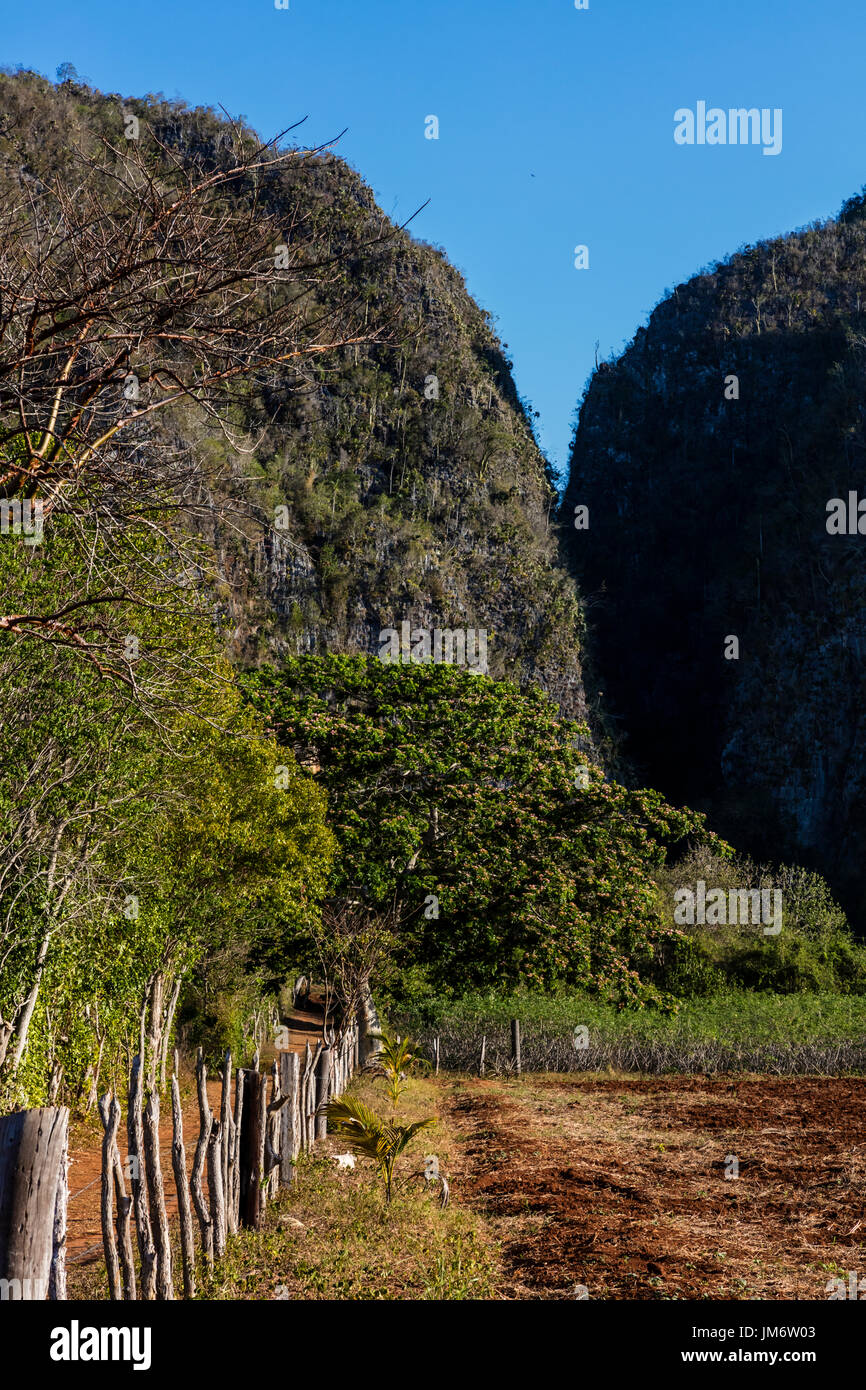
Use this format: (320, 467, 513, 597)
(563, 193, 866, 925)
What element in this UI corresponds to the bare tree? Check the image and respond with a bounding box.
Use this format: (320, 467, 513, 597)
(312, 895, 403, 1055)
(0, 116, 397, 657)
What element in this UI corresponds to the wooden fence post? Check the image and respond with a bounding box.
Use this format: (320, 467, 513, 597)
(98, 1093, 123, 1300)
(266, 1061, 281, 1199)
(220, 1050, 232, 1212)
(480, 1035, 487, 1077)
(190, 1049, 213, 1267)
(434, 1036, 440, 1075)
(143, 1090, 174, 1299)
(315, 1047, 332, 1140)
(111, 1144, 136, 1301)
(279, 1052, 300, 1186)
(127, 1055, 157, 1300)
(49, 1121, 68, 1300)
(0, 1107, 68, 1300)
(239, 1069, 266, 1230)
(171, 1056, 196, 1299)
(302, 1043, 316, 1150)
(231, 1068, 245, 1231)
(206, 1119, 227, 1258)
(511, 1019, 521, 1075)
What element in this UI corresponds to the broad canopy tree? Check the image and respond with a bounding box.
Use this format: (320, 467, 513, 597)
(243, 655, 728, 1006)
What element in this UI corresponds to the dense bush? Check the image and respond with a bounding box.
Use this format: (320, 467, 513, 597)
(650, 849, 866, 996)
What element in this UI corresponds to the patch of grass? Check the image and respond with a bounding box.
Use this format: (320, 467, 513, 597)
(397, 989, 866, 1073)
(204, 1074, 498, 1300)
(405, 988, 866, 1042)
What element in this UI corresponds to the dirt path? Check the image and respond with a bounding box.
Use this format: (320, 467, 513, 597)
(440, 1073, 866, 1300)
(65, 993, 326, 1268)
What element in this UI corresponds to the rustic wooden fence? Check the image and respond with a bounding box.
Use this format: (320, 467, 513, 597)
(0, 1003, 362, 1301)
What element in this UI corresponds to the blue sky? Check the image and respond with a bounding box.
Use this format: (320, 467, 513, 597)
(5, 0, 866, 482)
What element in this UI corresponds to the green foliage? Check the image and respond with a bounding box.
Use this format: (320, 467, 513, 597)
(0, 516, 334, 1105)
(371, 1030, 429, 1107)
(398, 987, 866, 1047)
(243, 654, 727, 1005)
(651, 849, 866, 996)
(325, 1094, 436, 1203)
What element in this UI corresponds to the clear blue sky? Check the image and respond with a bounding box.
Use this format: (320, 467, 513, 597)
(5, 0, 866, 482)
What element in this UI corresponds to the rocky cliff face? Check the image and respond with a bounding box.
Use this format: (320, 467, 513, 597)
(0, 70, 588, 719)
(562, 197, 866, 925)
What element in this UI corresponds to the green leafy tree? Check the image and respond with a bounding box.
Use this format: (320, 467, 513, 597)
(243, 655, 728, 1005)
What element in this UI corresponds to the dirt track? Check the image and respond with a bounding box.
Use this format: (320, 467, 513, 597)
(441, 1074, 866, 1300)
(64, 995, 325, 1267)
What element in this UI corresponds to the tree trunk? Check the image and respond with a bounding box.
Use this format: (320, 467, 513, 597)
(9, 927, 52, 1074)
(158, 976, 182, 1092)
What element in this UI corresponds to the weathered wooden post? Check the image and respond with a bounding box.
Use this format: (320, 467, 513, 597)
(239, 1068, 266, 1230)
(315, 1047, 332, 1140)
(279, 1052, 300, 1185)
(220, 1050, 232, 1208)
(0, 1107, 68, 1300)
(266, 1062, 280, 1200)
(111, 1144, 136, 1301)
(171, 1054, 196, 1299)
(98, 1094, 123, 1300)
(190, 1049, 213, 1266)
(480, 1035, 487, 1077)
(143, 1090, 175, 1299)
(206, 1119, 227, 1257)
(301, 1042, 315, 1150)
(434, 1036, 440, 1075)
(231, 1067, 245, 1230)
(128, 1054, 157, 1299)
(49, 1123, 68, 1301)
(511, 1019, 521, 1075)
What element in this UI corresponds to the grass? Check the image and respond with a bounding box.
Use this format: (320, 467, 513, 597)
(406, 988, 866, 1040)
(396, 989, 866, 1074)
(204, 1074, 498, 1300)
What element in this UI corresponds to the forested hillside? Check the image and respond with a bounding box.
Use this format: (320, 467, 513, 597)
(0, 69, 587, 715)
(562, 192, 866, 928)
